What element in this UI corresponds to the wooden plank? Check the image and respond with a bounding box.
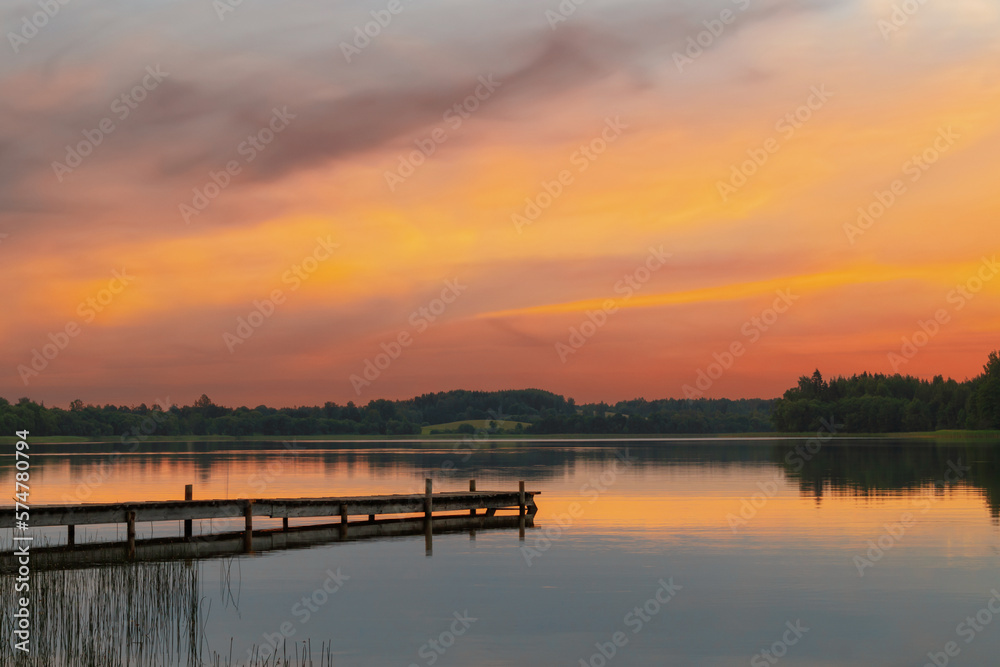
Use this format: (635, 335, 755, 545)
(0, 501, 249, 528)
(0, 491, 541, 528)
(261, 493, 534, 519)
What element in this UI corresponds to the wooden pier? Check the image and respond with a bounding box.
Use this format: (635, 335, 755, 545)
(0, 479, 539, 566)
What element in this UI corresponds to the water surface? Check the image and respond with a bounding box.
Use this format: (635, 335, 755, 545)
(2, 438, 999, 666)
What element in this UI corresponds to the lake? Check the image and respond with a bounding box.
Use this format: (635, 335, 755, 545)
(2, 437, 999, 666)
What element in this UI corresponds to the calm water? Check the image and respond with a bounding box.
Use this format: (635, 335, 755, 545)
(3, 438, 1000, 666)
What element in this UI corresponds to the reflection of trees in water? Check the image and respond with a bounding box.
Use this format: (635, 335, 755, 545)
(1, 560, 200, 666)
(40, 441, 782, 487)
(773, 442, 1000, 521)
(19, 439, 1000, 521)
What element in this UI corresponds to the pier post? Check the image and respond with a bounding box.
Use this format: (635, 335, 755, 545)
(243, 501, 253, 553)
(126, 510, 136, 559)
(425, 478, 433, 519)
(424, 517, 433, 557)
(67, 524, 75, 546)
(184, 484, 193, 538)
(424, 478, 434, 556)
(469, 479, 476, 515)
(339, 503, 348, 539)
(282, 517, 289, 531)
(519, 481, 526, 540)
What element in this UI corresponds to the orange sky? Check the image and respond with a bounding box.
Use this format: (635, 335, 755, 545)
(1, 0, 999, 407)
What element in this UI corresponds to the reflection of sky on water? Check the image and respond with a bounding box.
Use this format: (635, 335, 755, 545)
(2, 441, 999, 665)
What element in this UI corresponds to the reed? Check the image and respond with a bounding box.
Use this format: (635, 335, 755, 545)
(1, 559, 334, 666)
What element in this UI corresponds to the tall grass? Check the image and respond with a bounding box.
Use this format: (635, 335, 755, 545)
(1, 560, 198, 666)
(1, 560, 334, 666)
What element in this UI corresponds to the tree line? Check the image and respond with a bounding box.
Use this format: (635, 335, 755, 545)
(0, 388, 773, 438)
(0, 389, 572, 438)
(771, 350, 1000, 432)
(1, 350, 996, 437)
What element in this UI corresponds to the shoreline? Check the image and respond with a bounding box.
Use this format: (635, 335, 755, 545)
(3, 430, 998, 446)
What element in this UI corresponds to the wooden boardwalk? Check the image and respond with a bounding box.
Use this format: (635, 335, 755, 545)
(0, 479, 539, 563)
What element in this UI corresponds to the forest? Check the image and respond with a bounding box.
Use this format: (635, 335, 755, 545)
(770, 350, 1000, 433)
(1, 351, 996, 437)
(0, 389, 772, 438)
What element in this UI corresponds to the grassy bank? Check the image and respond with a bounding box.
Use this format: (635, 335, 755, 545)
(420, 419, 533, 435)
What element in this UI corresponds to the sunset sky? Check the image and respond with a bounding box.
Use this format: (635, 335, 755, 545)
(2, 0, 999, 408)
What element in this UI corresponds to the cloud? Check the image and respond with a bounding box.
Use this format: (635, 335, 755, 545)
(2, 0, 999, 405)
